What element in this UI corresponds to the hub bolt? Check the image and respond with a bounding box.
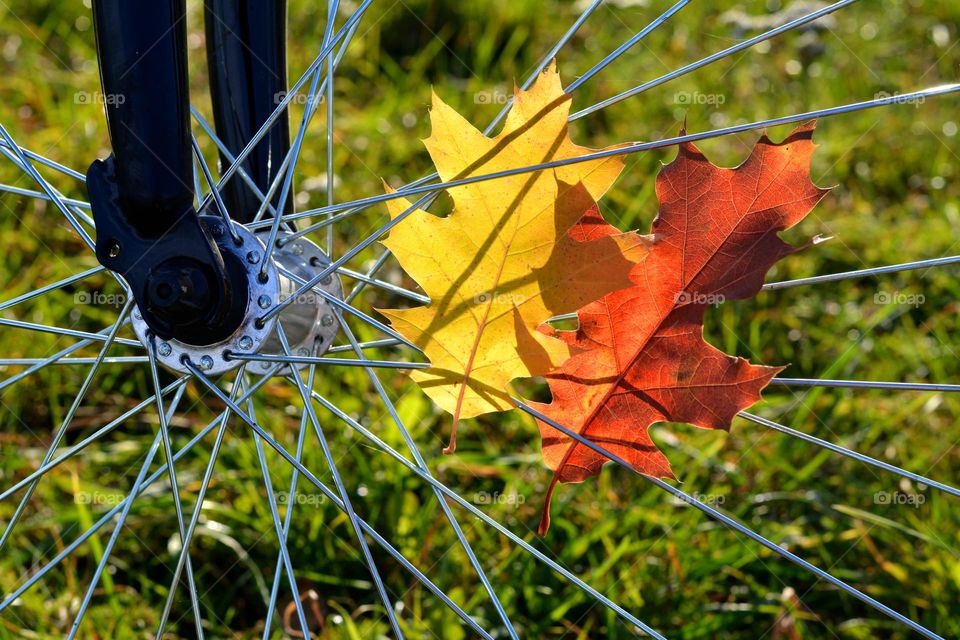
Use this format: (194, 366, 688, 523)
(246, 250, 261, 264)
(198, 355, 214, 371)
(157, 342, 172, 357)
(238, 335, 254, 350)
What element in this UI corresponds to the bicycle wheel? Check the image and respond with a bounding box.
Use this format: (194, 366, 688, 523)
(0, 1, 958, 638)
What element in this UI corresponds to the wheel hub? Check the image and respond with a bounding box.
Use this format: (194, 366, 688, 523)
(132, 219, 342, 375)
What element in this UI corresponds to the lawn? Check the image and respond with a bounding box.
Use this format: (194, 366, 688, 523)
(0, 1, 959, 638)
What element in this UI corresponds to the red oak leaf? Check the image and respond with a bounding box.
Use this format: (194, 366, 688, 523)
(531, 123, 830, 534)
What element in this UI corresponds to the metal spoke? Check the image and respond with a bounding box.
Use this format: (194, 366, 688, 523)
(0, 302, 132, 553)
(570, 0, 857, 120)
(324, 0, 340, 255)
(770, 377, 960, 393)
(335, 315, 520, 638)
(0, 265, 105, 312)
(0, 138, 87, 181)
(0, 183, 90, 208)
(271, 83, 960, 232)
(274, 265, 420, 351)
(261, 345, 319, 637)
(270, 324, 403, 637)
(326, 338, 402, 354)
(149, 342, 204, 636)
(196, 0, 373, 220)
(0, 375, 189, 503)
(191, 107, 278, 219)
(245, 389, 312, 640)
(66, 420, 166, 638)
(343, 250, 392, 305)
(299, 383, 665, 638)
(227, 352, 428, 369)
(191, 135, 242, 244)
(514, 400, 942, 640)
(335, 265, 429, 304)
(0, 356, 147, 366)
(0, 317, 142, 348)
(0, 126, 96, 249)
(0, 378, 255, 613)
(762, 255, 960, 291)
(739, 411, 960, 498)
(154, 368, 247, 638)
(185, 337, 406, 635)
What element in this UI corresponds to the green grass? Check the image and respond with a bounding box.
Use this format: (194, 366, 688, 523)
(1, 0, 959, 638)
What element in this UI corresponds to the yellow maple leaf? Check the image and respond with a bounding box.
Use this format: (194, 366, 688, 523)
(379, 63, 646, 452)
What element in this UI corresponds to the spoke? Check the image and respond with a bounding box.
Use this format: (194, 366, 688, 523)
(65, 394, 182, 640)
(0, 375, 189, 503)
(0, 302, 132, 554)
(299, 383, 665, 638)
(324, 0, 340, 255)
(65, 434, 163, 638)
(259, 68, 324, 276)
(0, 183, 90, 208)
(739, 411, 960, 498)
(191, 135, 242, 244)
(0, 335, 102, 393)
(186, 333, 405, 638)
(0, 317, 142, 347)
(0, 126, 96, 249)
(0, 265, 105, 312)
(0, 145, 96, 230)
(570, 0, 857, 120)
(245, 389, 312, 640)
(277, 83, 960, 230)
(336, 316, 520, 638)
(335, 265, 429, 304)
(272, 325, 403, 637)
(343, 250, 391, 305)
(196, 0, 373, 220)
(0, 356, 147, 366)
(0, 139, 86, 181)
(155, 368, 247, 637)
(258, 83, 960, 326)
(762, 255, 960, 291)
(274, 265, 420, 351)
(514, 400, 943, 640)
(0, 376, 267, 613)
(770, 377, 960, 392)
(261, 347, 319, 637)
(227, 352, 428, 369)
(246, 12, 364, 231)
(272, 0, 605, 248)
(326, 338, 402, 354)
(568, 0, 692, 94)
(191, 107, 277, 218)
(148, 342, 204, 636)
